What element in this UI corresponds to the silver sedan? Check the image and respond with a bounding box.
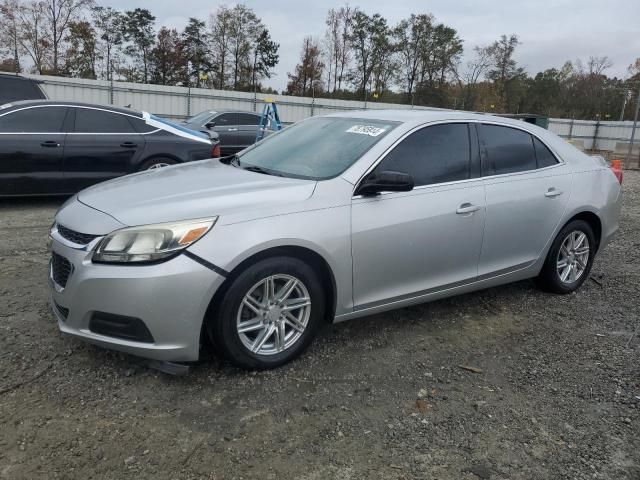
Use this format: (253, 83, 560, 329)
(48, 110, 622, 369)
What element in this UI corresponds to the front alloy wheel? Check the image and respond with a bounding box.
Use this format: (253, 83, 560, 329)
(237, 275, 311, 355)
(209, 256, 325, 369)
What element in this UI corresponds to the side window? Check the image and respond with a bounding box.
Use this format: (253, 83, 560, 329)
(237, 113, 261, 125)
(478, 124, 536, 176)
(375, 123, 471, 186)
(533, 137, 558, 168)
(213, 113, 237, 126)
(0, 106, 67, 133)
(74, 108, 135, 133)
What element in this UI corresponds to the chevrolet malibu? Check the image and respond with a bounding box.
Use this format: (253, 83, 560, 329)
(48, 110, 622, 369)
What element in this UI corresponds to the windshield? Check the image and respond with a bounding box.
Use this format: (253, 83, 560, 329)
(186, 111, 215, 125)
(237, 117, 399, 180)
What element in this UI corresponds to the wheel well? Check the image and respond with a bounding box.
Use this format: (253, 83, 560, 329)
(202, 246, 337, 336)
(138, 154, 181, 170)
(566, 211, 602, 252)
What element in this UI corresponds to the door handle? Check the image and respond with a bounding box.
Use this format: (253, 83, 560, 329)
(456, 203, 481, 214)
(120, 142, 137, 148)
(40, 140, 60, 148)
(545, 188, 563, 198)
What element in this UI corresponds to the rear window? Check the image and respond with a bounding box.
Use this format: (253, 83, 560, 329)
(0, 77, 46, 103)
(478, 124, 537, 176)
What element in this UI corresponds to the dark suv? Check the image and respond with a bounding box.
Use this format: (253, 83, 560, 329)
(181, 110, 273, 156)
(0, 73, 47, 103)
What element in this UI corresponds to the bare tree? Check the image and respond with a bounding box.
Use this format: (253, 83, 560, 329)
(287, 36, 324, 96)
(323, 5, 353, 93)
(453, 45, 493, 110)
(44, 0, 94, 74)
(0, 0, 23, 72)
(17, 0, 50, 74)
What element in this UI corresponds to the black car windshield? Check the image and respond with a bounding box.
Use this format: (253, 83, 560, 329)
(237, 117, 399, 180)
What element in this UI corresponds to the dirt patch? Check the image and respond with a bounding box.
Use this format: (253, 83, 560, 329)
(1, 173, 639, 479)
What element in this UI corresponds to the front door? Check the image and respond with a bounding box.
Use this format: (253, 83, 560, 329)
(0, 105, 69, 195)
(351, 122, 486, 310)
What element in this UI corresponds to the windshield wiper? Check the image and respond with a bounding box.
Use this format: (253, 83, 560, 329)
(220, 154, 241, 167)
(242, 165, 284, 177)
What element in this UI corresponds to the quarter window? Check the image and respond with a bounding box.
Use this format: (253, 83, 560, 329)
(375, 123, 471, 186)
(0, 106, 67, 133)
(533, 137, 558, 168)
(478, 124, 537, 176)
(74, 108, 135, 133)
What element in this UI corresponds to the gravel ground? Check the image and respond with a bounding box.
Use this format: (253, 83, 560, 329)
(1, 172, 639, 480)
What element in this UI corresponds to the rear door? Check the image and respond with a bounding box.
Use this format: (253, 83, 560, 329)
(236, 112, 262, 149)
(0, 105, 68, 195)
(210, 113, 239, 155)
(63, 107, 145, 191)
(477, 123, 572, 276)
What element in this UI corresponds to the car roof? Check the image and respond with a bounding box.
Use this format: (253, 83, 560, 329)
(2, 100, 143, 118)
(326, 108, 522, 125)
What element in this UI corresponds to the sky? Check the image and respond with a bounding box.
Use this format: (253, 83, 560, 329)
(103, 0, 640, 91)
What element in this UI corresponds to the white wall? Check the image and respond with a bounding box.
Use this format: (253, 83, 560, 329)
(25, 74, 638, 153)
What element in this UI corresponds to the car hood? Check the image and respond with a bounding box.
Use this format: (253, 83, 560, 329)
(77, 160, 316, 227)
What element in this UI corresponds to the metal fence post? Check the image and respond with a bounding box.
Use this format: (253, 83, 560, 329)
(625, 88, 640, 168)
(568, 117, 574, 140)
(186, 86, 191, 118)
(592, 118, 600, 151)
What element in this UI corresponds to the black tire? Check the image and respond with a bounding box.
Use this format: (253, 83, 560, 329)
(138, 157, 178, 171)
(208, 256, 326, 369)
(537, 219, 596, 294)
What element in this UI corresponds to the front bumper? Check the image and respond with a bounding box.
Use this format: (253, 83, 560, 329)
(49, 234, 225, 362)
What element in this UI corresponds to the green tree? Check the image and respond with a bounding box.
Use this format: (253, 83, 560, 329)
(251, 28, 279, 92)
(182, 17, 210, 87)
(91, 5, 122, 80)
(348, 11, 390, 98)
(64, 20, 98, 78)
(150, 27, 186, 85)
(121, 8, 155, 83)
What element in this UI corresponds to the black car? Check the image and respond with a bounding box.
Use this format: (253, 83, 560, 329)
(180, 110, 273, 156)
(0, 73, 47, 103)
(0, 100, 220, 196)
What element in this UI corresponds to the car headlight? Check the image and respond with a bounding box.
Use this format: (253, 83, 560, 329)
(93, 217, 217, 264)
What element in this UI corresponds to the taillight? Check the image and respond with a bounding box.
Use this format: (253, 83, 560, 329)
(610, 159, 623, 184)
(211, 144, 221, 158)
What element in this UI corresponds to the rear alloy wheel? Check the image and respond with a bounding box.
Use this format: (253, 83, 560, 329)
(139, 158, 177, 171)
(537, 219, 596, 294)
(209, 256, 325, 369)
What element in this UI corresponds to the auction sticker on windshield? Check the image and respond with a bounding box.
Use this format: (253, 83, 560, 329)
(346, 125, 387, 137)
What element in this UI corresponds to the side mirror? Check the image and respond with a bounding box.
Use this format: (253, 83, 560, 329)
(205, 121, 216, 129)
(355, 170, 414, 196)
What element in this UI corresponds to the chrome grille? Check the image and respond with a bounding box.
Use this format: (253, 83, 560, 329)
(56, 224, 99, 245)
(51, 252, 72, 288)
